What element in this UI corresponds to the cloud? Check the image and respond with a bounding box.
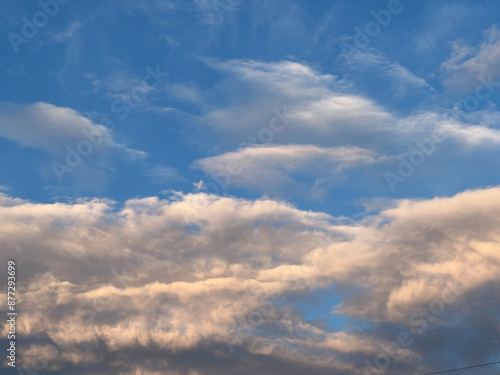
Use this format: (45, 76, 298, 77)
(0, 102, 115, 155)
(410, 2, 477, 56)
(0, 101, 148, 158)
(188, 56, 500, 196)
(398, 111, 500, 146)
(89, 69, 156, 99)
(0, 102, 149, 191)
(200, 59, 500, 152)
(340, 50, 432, 99)
(121, 0, 241, 27)
(192, 144, 383, 194)
(1, 187, 500, 373)
(201, 59, 395, 145)
(146, 165, 184, 183)
(441, 24, 500, 96)
(47, 21, 84, 43)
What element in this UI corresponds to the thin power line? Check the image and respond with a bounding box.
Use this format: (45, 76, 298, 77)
(422, 361, 500, 375)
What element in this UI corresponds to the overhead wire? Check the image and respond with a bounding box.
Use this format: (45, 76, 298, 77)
(422, 361, 500, 375)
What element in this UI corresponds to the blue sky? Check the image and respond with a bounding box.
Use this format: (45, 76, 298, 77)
(2, 0, 500, 212)
(1, 1, 500, 374)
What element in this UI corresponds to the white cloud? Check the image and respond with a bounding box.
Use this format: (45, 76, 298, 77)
(201, 59, 500, 152)
(343, 51, 429, 88)
(48, 21, 83, 43)
(0, 102, 148, 188)
(146, 165, 184, 183)
(0, 102, 114, 155)
(398, 111, 500, 146)
(121, 0, 241, 27)
(192, 144, 383, 193)
(185, 59, 500, 197)
(202, 59, 395, 145)
(1, 187, 500, 373)
(441, 24, 500, 95)
(89, 69, 157, 104)
(340, 50, 432, 98)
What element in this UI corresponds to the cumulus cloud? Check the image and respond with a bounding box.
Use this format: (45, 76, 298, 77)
(1, 187, 500, 374)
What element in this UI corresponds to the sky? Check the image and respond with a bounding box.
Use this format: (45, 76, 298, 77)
(1, 0, 500, 374)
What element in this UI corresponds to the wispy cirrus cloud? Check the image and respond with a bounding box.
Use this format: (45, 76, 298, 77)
(441, 24, 500, 96)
